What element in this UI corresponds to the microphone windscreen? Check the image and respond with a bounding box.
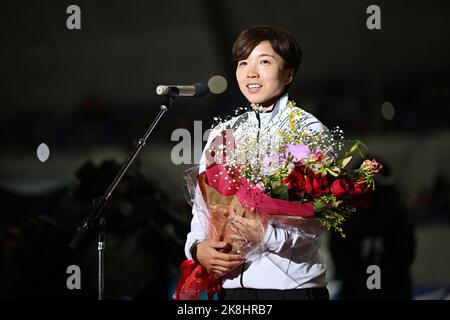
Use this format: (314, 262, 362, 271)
(193, 83, 210, 97)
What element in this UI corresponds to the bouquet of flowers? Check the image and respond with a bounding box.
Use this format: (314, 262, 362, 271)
(174, 101, 382, 300)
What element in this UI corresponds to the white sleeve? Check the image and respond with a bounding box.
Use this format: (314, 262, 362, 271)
(262, 223, 325, 253)
(184, 185, 208, 259)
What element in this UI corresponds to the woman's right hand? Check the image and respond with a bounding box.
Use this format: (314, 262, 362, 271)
(194, 240, 244, 275)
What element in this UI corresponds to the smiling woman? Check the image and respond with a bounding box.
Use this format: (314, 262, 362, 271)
(235, 41, 293, 111)
(181, 25, 330, 301)
(232, 26, 302, 110)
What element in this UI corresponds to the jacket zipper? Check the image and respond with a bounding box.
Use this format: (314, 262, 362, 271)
(255, 111, 261, 143)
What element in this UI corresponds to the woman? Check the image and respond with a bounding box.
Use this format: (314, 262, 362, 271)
(184, 25, 330, 300)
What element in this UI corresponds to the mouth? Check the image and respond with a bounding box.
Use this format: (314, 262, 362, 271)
(246, 83, 262, 93)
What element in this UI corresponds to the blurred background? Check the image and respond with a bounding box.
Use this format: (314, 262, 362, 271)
(0, 0, 449, 299)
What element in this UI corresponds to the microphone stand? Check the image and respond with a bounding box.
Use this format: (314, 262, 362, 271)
(69, 96, 174, 300)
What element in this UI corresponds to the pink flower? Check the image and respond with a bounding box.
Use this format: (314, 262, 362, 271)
(262, 153, 284, 174)
(360, 159, 382, 174)
(284, 143, 311, 162)
(309, 151, 325, 162)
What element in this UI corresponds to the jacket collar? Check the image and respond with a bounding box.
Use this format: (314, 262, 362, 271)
(252, 93, 289, 124)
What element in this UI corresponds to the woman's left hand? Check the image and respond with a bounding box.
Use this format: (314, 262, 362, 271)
(228, 207, 267, 244)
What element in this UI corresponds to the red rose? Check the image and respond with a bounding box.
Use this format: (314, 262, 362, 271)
(282, 170, 307, 198)
(331, 178, 355, 198)
(351, 182, 371, 207)
(353, 182, 369, 195)
(305, 172, 330, 197)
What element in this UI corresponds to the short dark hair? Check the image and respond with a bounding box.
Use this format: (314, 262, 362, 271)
(232, 25, 302, 77)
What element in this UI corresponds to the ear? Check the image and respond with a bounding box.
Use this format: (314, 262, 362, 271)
(283, 68, 294, 85)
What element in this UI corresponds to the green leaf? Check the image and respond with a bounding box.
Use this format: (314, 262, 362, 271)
(326, 166, 341, 177)
(272, 184, 289, 200)
(313, 199, 326, 211)
(344, 140, 368, 160)
(339, 156, 352, 169)
(330, 199, 342, 208)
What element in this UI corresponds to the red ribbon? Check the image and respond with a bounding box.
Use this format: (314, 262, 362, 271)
(203, 163, 314, 218)
(174, 259, 222, 300)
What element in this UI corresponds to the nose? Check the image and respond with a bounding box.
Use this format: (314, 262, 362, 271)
(246, 64, 259, 79)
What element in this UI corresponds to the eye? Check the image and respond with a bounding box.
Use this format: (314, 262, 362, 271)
(260, 59, 271, 65)
(238, 61, 247, 67)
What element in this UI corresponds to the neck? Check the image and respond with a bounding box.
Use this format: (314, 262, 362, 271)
(250, 94, 282, 113)
(251, 103, 275, 113)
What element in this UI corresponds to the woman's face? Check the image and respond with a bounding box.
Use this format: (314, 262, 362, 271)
(236, 41, 293, 108)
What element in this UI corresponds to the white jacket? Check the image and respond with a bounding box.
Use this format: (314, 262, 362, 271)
(184, 94, 328, 289)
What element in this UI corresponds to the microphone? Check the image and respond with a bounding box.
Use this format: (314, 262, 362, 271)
(156, 83, 209, 97)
